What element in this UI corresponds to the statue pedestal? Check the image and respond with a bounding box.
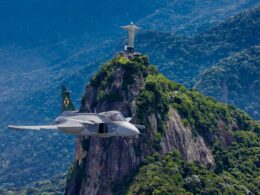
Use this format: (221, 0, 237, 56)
(125, 46, 134, 53)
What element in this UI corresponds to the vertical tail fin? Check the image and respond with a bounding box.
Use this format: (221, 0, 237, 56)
(62, 85, 75, 112)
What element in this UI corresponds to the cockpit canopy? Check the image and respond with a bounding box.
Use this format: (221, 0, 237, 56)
(99, 111, 126, 121)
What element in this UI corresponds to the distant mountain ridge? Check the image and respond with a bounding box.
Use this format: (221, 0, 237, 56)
(194, 46, 260, 119)
(140, 0, 260, 35)
(137, 6, 260, 85)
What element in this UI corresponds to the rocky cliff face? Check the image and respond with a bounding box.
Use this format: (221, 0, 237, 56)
(65, 55, 256, 195)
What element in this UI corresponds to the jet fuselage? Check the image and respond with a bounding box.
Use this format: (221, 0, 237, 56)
(54, 111, 140, 137)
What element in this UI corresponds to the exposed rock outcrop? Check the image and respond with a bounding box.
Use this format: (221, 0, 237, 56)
(161, 109, 214, 165)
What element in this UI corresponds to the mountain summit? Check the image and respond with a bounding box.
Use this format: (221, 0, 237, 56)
(65, 54, 259, 195)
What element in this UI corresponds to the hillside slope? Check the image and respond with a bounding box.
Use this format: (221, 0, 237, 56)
(0, 174, 66, 195)
(194, 46, 260, 119)
(140, 0, 260, 35)
(137, 6, 260, 85)
(65, 55, 259, 195)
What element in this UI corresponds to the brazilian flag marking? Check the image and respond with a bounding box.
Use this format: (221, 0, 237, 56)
(64, 97, 70, 107)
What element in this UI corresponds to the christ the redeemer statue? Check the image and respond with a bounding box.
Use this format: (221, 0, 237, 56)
(121, 22, 140, 52)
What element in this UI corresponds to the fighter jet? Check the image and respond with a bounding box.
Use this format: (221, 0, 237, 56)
(8, 86, 143, 137)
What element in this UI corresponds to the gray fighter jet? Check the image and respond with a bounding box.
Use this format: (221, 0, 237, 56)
(8, 86, 143, 137)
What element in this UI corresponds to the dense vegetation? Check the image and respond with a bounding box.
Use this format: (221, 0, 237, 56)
(0, 174, 66, 195)
(194, 46, 260, 119)
(80, 54, 155, 112)
(0, 130, 75, 188)
(89, 55, 149, 90)
(116, 66, 260, 194)
(135, 69, 258, 145)
(128, 130, 259, 195)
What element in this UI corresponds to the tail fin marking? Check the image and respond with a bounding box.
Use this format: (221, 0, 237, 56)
(62, 85, 75, 112)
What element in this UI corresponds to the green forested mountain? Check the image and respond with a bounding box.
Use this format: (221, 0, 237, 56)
(65, 55, 259, 195)
(127, 130, 259, 195)
(0, 174, 66, 195)
(1, 1, 259, 194)
(140, 0, 260, 35)
(194, 46, 260, 119)
(136, 6, 260, 86)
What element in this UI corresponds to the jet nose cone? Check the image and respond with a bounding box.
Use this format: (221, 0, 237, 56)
(128, 123, 140, 137)
(116, 122, 140, 137)
(132, 125, 140, 135)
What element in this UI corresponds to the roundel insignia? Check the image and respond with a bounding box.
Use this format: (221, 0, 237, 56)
(64, 97, 70, 107)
